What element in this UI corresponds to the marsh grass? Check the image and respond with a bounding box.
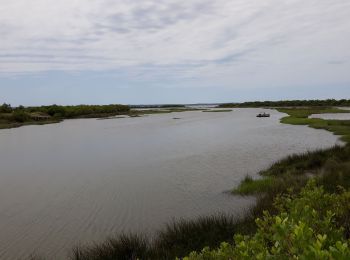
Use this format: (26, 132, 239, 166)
(70, 234, 149, 260)
(232, 175, 275, 195)
(278, 107, 350, 142)
(66, 215, 244, 260)
(151, 215, 240, 259)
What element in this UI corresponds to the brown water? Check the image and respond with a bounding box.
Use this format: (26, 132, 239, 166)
(0, 108, 342, 259)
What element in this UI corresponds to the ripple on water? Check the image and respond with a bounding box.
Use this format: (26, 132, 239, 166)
(0, 108, 342, 259)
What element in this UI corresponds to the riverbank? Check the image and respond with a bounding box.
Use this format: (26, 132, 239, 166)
(0, 119, 61, 129)
(0, 104, 203, 130)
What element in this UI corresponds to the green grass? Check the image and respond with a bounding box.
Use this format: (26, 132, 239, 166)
(232, 175, 275, 195)
(278, 107, 348, 118)
(278, 107, 350, 143)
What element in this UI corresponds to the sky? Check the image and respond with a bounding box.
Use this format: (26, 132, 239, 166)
(0, 0, 350, 106)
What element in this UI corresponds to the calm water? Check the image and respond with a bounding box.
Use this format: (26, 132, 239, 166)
(0, 108, 342, 259)
(310, 113, 350, 120)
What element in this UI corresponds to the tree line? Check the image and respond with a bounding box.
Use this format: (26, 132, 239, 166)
(0, 103, 130, 124)
(1, 103, 130, 118)
(219, 99, 350, 108)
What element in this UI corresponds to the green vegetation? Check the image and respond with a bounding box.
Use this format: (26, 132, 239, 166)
(0, 103, 129, 129)
(0, 104, 61, 129)
(27, 104, 130, 118)
(66, 215, 243, 260)
(219, 99, 350, 108)
(184, 180, 350, 259)
(277, 107, 350, 143)
(0, 102, 205, 129)
(71, 234, 149, 260)
(232, 175, 275, 195)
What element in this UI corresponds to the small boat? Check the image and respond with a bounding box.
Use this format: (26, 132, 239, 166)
(256, 112, 270, 118)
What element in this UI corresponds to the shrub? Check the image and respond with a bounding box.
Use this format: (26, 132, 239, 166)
(184, 180, 350, 259)
(12, 110, 30, 122)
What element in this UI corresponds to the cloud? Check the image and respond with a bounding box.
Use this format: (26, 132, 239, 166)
(0, 0, 349, 90)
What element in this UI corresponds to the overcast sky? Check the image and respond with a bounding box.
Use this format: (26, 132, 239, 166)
(0, 0, 350, 105)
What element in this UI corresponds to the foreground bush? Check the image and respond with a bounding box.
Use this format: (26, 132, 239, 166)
(184, 180, 350, 259)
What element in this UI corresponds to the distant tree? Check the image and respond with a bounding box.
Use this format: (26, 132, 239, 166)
(47, 105, 66, 117)
(14, 105, 25, 111)
(0, 103, 12, 113)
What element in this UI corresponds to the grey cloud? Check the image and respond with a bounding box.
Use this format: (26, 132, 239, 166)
(0, 0, 349, 91)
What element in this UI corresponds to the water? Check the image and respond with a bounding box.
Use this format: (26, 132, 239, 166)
(310, 113, 350, 120)
(0, 108, 342, 259)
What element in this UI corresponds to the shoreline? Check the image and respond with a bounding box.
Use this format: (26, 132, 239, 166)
(0, 107, 206, 130)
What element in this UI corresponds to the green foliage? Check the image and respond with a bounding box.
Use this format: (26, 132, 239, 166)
(232, 176, 275, 195)
(219, 99, 350, 108)
(0, 103, 13, 113)
(261, 145, 350, 177)
(278, 107, 348, 118)
(0, 103, 130, 129)
(11, 110, 30, 122)
(30, 104, 130, 118)
(184, 180, 350, 259)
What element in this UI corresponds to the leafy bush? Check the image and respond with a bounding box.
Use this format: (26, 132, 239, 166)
(11, 110, 30, 122)
(184, 180, 350, 259)
(219, 99, 350, 108)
